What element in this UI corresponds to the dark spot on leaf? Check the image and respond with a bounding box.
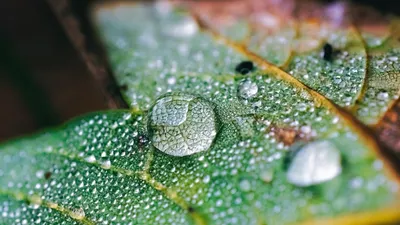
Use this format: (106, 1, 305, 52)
(235, 61, 254, 75)
(322, 43, 333, 61)
(271, 126, 311, 146)
(188, 206, 195, 213)
(44, 171, 52, 180)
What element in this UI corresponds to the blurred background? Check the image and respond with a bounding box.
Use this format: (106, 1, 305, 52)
(0, 0, 398, 142)
(0, 0, 107, 141)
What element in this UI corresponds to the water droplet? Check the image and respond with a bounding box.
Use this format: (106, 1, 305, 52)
(85, 155, 96, 163)
(148, 92, 218, 156)
(287, 140, 342, 187)
(296, 103, 308, 112)
(167, 77, 176, 85)
(69, 207, 85, 220)
(376, 92, 389, 100)
(203, 175, 210, 184)
(100, 160, 111, 169)
(349, 177, 363, 189)
(260, 170, 274, 183)
(163, 17, 198, 38)
(238, 79, 258, 99)
(35, 170, 44, 178)
(239, 179, 251, 191)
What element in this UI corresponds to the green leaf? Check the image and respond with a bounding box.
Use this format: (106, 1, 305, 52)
(191, 2, 400, 125)
(1, 1, 400, 225)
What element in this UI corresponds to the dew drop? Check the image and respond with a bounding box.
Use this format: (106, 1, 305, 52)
(163, 17, 198, 38)
(203, 175, 210, 184)
(35, 170, 44, 178)
(100, 160, 111, 170)
(167, 77, 176, 85)
(296, 103, 308, 112)
(85, 155, 96, 163)
(69, 207, 85, 220)
(260, 170, 274, 183)
(239, 179, 251, 191)
(148, 92, 218, 156)
(238, 79, 258, 99)
(376, 91, 389, 100)
(287, 140, 342, 187)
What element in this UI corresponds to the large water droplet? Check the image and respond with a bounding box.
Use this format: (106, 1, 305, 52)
(286, 140, 342, 187)
(149, 92, 218, 156)
(238, 79, 258, 99)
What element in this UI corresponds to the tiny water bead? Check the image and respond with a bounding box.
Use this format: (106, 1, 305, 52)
(238, 79, 258, 99)
(287, 140, 342, 187)
(69, 207, 85, 220)
(148, 92, 218, 156)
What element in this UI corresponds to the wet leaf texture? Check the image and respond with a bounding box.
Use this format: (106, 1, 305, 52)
(1, 1, 400, 224)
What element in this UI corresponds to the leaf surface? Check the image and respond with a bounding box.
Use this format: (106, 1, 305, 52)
(1, 1, 400, 225)
(190, 0, 400, 125)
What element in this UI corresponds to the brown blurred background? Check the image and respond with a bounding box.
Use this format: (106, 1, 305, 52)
(0, 0, 107, 141)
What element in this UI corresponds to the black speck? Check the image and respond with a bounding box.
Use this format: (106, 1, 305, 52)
(44, 171, 52, 180)
(322, 43, 333, 61)
(188, 206, 195, 213)
(235, 61, 254, 75)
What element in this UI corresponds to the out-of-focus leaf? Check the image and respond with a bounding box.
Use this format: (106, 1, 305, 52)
(1, 1, 400, 225)
(191, 0, 400, 125)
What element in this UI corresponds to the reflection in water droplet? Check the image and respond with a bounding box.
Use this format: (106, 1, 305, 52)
(149, 92, 218, 156)
(238, 79, 258, 99)
(287, 140, 341, 187)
